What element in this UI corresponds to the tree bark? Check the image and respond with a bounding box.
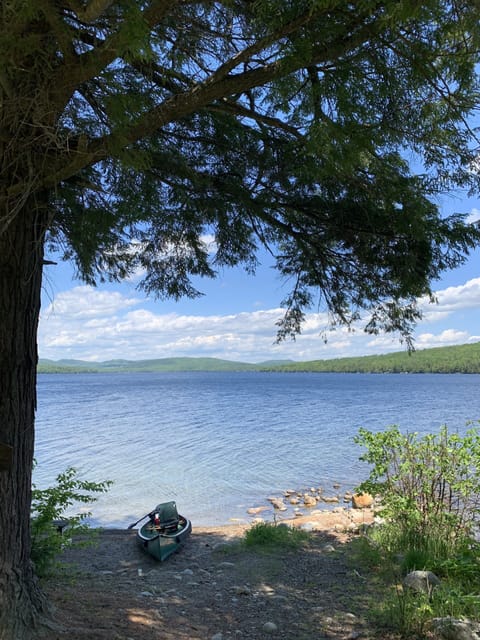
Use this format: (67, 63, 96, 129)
(0, 198, 50, 639)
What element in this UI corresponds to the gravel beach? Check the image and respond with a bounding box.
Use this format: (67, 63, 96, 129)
(37, 507, 401, 640)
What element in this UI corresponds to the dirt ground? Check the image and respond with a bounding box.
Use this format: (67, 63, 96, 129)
(39, 508, 400, 640)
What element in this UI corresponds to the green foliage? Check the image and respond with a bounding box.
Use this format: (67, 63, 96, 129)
(355, 529, 480, 636)
(377, 584, 438, 638)
(244, 522, 310, 550)
(355, 424, 480, 551)
(31, 467, 112, 576)
(370, 563, 480, 637)
(354, 425, 480, 636)
(27, 0, 480, 344)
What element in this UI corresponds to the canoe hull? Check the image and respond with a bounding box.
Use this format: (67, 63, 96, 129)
(137, 516, 192, 561)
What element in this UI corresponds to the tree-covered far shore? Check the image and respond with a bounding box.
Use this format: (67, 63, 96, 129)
(269, 341, 480, 374)
(38, 341, 480, 375)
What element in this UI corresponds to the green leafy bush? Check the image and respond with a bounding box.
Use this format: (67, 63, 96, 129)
(355, 424, 480, 555)
(354, 424, 480, 636)
(31, 467, 112, 576)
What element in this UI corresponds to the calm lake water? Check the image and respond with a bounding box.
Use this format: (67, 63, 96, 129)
(34, 372, 480, 527)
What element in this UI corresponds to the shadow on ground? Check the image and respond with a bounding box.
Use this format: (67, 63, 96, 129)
(41, 527, 398, 640)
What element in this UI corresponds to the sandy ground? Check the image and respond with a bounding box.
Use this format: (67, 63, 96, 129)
(37, 507, 404, 640)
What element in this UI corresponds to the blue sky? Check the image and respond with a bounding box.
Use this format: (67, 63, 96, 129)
(39, 193, 480, 363)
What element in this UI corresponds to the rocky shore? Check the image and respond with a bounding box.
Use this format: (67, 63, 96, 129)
(232, 482, 375, 533)
(39, 498, 389, 640)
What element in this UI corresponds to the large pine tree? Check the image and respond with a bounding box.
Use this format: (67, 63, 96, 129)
(1, 2, 480, 636)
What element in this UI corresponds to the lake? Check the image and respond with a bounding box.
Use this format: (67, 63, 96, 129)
(34, 371, 480, 527)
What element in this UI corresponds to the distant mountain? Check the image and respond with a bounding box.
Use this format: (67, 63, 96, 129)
(38, 342, 480, 374)
(38, 356, 259, 373)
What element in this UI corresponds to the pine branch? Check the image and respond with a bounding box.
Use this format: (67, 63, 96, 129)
(37, 16, 386, 190)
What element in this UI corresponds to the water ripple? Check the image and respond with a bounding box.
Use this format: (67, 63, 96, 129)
(34, 371, 480, 526)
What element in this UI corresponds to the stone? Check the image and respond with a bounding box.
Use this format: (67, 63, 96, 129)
(403, 570, 441, 594)
(303, 494, 317, 507)
(268, 497, 287, 511)
(289, 497, 300, 505)
(263, 621, 278, 633)
(259, 585, 275, 595)
(322, 496, 339, 503)
(232, 584, 252, 595)
(247, 506, 269, 515)
(211, 634, 224, 640)
(271, 594, 288, 602)
(351, 493, 374, 509)
(431, 617, 480, 640)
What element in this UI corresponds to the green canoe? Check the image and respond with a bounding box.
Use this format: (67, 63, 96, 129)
(136, 501, 192, 561)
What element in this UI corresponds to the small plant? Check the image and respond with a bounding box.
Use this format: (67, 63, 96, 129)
(244, 521, 310, 550)
(31, 466, 112, 576)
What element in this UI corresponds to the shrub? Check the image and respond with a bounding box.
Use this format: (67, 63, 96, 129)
(31, 466, 112, 576)
(354, 424, 480, 636)
(354, 423, 480, 556)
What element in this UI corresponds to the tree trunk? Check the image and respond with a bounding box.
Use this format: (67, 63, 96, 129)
(0, 200, 50, 639)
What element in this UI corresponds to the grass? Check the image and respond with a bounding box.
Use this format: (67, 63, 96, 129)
(350, 524, 480, 638)
(243, 521, 311, 550)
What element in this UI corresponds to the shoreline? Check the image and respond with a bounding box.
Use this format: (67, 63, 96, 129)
(85, 482, 372, 531)
(42, 504, 381, 640)
(104, 503, 376, 538)
(87, 485, 373, 532)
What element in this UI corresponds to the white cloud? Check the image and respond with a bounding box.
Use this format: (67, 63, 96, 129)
(415, 329, 470, 349)
(38, 278, 480, 363)
(42, 286, 140, 319)
(467, 208, 480, 225)
(419, 278, 480, 319)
